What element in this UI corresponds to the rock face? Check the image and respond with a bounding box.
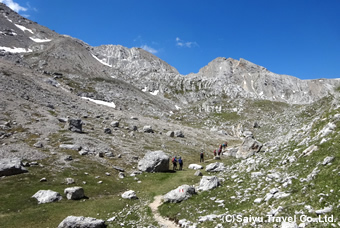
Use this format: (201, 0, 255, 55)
(236, 136, 263, 159)
(197, 176, 220, 191)
(0, 158, 28, 177)
(163, 185, 196, 203)
(121, 190, 138, 199)
(64, 187, 85, 200)
(32, 190, 62, 204)
(57, 216, 106, 228)
(138, 150, 169, 172)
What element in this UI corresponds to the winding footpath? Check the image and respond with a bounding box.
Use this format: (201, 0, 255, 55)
(149, 195, 179, 228)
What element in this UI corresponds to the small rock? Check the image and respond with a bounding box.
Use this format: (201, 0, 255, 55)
(64, 186, 85, 200)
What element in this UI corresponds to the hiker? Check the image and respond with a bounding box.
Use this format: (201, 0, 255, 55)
(213, 149, 216, 157)
(200, 150, 204, 163)
(178, 156, 183, 170)
(218, 145, 222, 156)
(172, 156, 177, 170)
(223, 141, 228, 149)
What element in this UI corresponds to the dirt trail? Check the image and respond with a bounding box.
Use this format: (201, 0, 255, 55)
(149, 195, 179, 228)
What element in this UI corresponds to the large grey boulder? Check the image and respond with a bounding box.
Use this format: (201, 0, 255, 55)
(57, 216, 106, 228)
(205, 162, 225, 172)
(121, 190, 138, 199)
(68, 119, 83, 133)
(0, 158, 28, 177)
(138, 150, 169, 172)
(163, 185, 196, 203)
(64, 187, 85, 200)
(236, 135, 262, 159)
(32, 190, 62, 204)
(197, 176, 220, 191)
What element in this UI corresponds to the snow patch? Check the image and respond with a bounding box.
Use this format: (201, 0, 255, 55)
(4, 15, 12, 23)
(150, 90, 159, 96)
(142, 87, 148, 92)
(30, 37, 52, 43)
(175, 105, 181, 110)
(15, 24, 33, 34)
(0, 46, 32, 53)
(81, 97, 116, 108)
(91, 54, 112, 67)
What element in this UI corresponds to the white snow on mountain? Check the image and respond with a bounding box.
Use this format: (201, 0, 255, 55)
(15, 24, 33, 34)
(81, 97, 116, 108)
(29, 37, 51, 43)
(0, 46, 32, 53)
(91, 54, 112, 67)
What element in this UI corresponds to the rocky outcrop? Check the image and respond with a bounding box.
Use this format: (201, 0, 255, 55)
(236, 135, 263, 159)
(0, 158, 28, 176)
(57, 216, 106, 228)
(138, 151, 169, 172)
(32, 190, 62, 204)
(188, 164, 203, 170)
(163, 185, 196, 203)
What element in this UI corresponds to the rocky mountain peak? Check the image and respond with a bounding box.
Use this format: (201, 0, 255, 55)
(92, 44, 179, 75)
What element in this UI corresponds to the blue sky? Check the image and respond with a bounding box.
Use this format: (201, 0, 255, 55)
(2, 0, 340, 79)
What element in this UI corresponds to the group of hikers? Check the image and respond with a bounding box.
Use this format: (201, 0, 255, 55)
(172, 141, 228, 170)
(171, 156, 183, 171)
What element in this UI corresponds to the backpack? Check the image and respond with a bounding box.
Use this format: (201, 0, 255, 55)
(178, 158, 183, 164)
(172, 157, 176, 163)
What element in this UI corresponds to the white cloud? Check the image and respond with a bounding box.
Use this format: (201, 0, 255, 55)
(176, 37, 198, 48)
(140, 44, 158, 54)
(0, 0, 27, 13)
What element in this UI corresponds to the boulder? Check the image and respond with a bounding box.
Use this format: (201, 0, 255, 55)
(143, 126, 154, 133)
(138, 150, 169, 172)
(57, 216, 106, 228)
(194, 170, 203, 176)
(322, 156, 334, 165)
(205, 162, 225, 172)
(104, 128, 111, 134)
(163, 185, 196, 203)
(64, 187, 84, 200)
(197, 176, 220, 191)
(68, 119, 83, 133)
(65, 177, 75, 185)
(0, 158, 28, 177)
(121, 190, 138, 199)
(110, 121, 119, 128)
(32, 190, 62, 204)
(236, 135, 262, 159)
(174, 130, 184, 137)
(188, 164, 203, 170)
(166, 131, 174, 137)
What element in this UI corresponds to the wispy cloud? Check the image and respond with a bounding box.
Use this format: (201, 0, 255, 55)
(140, 44, 158, 54)
(0, 0, 27, 13)
(176, 37, 198, 48)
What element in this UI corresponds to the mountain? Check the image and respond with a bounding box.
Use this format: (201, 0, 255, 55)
(0, 3, 339, 228)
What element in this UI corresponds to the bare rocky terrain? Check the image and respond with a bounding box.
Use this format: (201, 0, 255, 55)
(0, 3, 339, 228)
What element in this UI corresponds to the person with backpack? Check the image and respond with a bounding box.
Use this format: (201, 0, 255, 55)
(200, 150, 204, 163)
(213, 149, 217, 157)
(218, 144, 222, 156)
(172, 156, 177, 170)
(178, 156, 183, 170)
